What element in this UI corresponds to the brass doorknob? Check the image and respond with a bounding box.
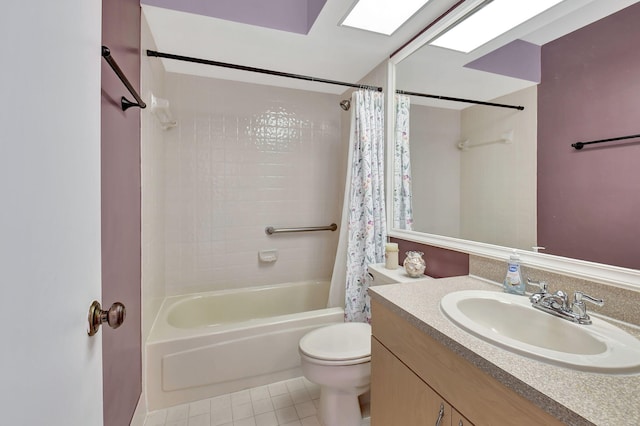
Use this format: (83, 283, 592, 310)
(87, 301, 126, 336)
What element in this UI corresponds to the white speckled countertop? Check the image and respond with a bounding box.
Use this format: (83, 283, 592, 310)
(368, 275, 640, 426)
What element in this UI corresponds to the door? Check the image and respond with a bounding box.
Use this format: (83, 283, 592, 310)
(0, 1, 104, 425)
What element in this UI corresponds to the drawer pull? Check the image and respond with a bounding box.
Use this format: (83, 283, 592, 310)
(435, 403, 445, 426)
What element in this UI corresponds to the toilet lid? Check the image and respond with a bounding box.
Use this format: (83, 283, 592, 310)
(299, 322, 371, 361)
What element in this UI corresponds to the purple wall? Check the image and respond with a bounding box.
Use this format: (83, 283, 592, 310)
(141, 0, 327, 34)
(390, 238, 469, 278)
(101, 0, 142, 424)
(465, 39, 540, 83)
(538, 3, 640, 270)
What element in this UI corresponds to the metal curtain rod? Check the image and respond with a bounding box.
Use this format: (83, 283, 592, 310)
(572, 133, 640, 150)
(265, 223, 337, 235)
(396, 90, 524, 111)
(101, 46, 146, 111)
(147, 50, 383, 92)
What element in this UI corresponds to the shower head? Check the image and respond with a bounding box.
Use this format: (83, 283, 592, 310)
(339, 99, 351, 111)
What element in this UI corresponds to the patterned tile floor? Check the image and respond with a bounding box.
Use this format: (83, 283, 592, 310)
(143, 377, 371, 426)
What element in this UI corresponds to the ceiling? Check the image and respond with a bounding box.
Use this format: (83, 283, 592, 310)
(142, 0, 639, 101)
(142, 0, 461, 94)
(397, 0, 640, 109)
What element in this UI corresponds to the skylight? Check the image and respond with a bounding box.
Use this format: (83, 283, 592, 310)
(429, 0, 564, 53)
(341, 0, 432, 36)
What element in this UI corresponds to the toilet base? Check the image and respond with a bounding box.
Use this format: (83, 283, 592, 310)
(318, 385, 368, 426)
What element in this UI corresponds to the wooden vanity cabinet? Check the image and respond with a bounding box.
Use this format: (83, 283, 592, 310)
(452, 409, 472, 426)
(371, 338, 454, 425)
(370, 299, 564, 426)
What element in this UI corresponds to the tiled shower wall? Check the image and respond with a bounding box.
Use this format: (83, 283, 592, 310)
(141, 13, 167, 343)
(163, 74, 344, 295)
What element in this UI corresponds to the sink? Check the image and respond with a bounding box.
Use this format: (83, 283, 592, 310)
(440, 290, 640, 374)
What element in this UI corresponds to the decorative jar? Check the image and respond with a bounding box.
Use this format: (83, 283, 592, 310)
(403, 251, 426, 277)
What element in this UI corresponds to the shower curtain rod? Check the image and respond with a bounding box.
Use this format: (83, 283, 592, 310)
(146, 50, 383, 92)
(396, 89, 525, 111)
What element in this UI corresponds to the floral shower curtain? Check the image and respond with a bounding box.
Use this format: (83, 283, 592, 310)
(393, 94, 413, 230)
(343, 89, 387, 323)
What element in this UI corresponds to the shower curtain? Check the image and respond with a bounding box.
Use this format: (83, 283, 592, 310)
(328, 89, 387, 323)
(393, 94, 413, 230)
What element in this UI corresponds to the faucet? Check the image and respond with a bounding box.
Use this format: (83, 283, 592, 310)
(527, 279, 604, 325)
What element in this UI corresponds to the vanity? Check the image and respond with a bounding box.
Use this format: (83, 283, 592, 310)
(368, 276, 640, 426)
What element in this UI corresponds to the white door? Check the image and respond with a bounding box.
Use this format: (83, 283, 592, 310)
(0, 1, 104, 425)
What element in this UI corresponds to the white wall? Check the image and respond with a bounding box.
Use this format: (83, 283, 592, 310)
(406, 87, 536, 249)
(460, 86, 537, 250)
(162, 74, 343, 295)
(409, 105, 462, 237)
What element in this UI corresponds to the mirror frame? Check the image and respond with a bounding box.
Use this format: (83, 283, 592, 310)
(384, 11, 640, 290)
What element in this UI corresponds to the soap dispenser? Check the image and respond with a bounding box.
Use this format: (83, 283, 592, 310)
(503, 250, 525, 295)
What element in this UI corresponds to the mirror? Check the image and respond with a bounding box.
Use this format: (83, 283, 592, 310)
(391, 0, 640, 272)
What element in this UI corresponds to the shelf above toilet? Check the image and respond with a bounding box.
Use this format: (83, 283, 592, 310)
(368, 263, 433, 285)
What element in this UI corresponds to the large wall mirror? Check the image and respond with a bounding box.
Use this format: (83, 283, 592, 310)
(387, 0, 640, 286)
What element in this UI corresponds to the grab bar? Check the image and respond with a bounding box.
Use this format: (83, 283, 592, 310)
(265, 223, 337, 235)
(102, 46, 146, 111)
(457, 130, 513, 151)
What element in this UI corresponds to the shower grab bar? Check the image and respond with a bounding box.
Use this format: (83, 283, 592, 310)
(265, 223, 337, 235)
(102, 46, 146, 111)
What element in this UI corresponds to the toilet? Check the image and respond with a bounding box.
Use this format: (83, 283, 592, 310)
(298, 322, 372, 426)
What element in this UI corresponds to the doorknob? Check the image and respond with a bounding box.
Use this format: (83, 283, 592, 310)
(87, 301, 126, 336)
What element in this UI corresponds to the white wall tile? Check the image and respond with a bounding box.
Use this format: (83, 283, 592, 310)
(140, 12, 168, 393)
(163, 73, 343, 295)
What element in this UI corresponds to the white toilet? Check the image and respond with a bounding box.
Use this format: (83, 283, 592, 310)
(298, 322, 372, 426)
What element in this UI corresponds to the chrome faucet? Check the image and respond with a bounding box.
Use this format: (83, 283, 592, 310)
(527, 279, 604, 325)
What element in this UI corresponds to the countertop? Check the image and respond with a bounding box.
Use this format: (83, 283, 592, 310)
(368, 275, 640, 426)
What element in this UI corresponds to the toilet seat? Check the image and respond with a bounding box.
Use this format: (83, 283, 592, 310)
(299, 322, 371, 365)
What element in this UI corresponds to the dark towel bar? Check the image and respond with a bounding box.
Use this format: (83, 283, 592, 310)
(102, 46, 146, 111)
(572, 133, 640, 150)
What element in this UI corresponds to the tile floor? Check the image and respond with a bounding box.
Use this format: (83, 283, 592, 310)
(143, 377, 371, 426)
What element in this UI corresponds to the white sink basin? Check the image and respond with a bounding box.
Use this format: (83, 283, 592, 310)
(440, 290, 640, 374)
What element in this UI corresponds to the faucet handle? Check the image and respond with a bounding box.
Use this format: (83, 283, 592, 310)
(527, 279, 549, 305)
(573, 291, 604, 307)
(571, 291, 604, 324)
(527, 279, 548, 293)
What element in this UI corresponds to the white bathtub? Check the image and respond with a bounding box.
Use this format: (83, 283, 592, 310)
(146, 280, 344, 410)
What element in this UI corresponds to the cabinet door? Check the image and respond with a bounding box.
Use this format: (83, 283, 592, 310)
(452, 408, 474, 426)
(371, 338, 451, 426)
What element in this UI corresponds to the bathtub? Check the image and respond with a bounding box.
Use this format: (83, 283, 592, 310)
(146, 280, 344, 410)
